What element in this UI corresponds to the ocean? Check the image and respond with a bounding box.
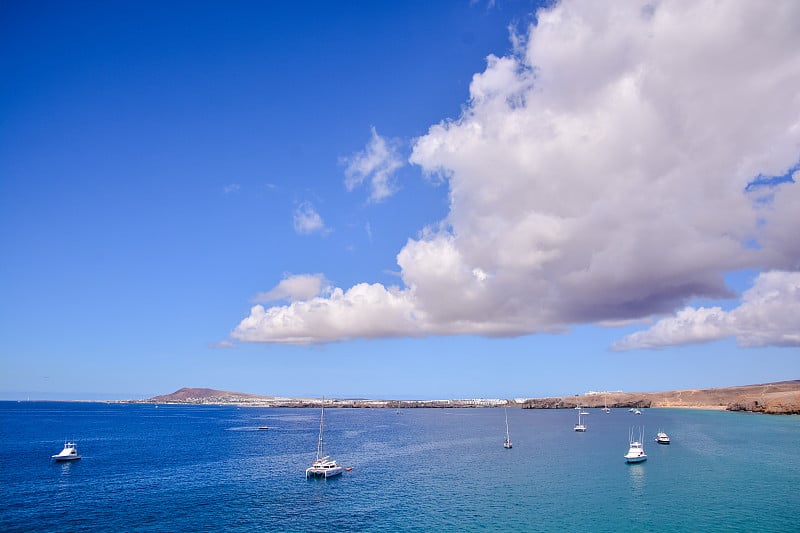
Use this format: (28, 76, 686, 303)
(1, 402, 798, 532)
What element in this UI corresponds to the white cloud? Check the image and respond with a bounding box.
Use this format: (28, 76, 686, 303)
(209, 340, 236, 349)
(342, 127, 404, 202)
(234, 0, 800, 345)
(253, 274, 328, 303)
(293, 201, 329, 236)
(612, 271, 800, 350)
(232, 283, 421, 344)
(223, 183, 241, 194)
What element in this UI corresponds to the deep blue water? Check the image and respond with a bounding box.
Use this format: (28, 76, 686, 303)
(1, 402, 798, 532)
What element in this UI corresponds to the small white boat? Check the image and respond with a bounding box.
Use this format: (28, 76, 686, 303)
(602, 396, 611, 413)
(306, 402, 343, 479)
(655, 431, 670, 444)
(306, 455, 343, 478)
(624, 428, 647, 463)
(503, 408, 512, 449)
(52, 441, 81, 461)
(574, 409, 586, 432)
(628, 408, 635, 412)
(633, 409, 642, 415)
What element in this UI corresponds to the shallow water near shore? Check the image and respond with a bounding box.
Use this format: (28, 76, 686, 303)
(2, 402, 798, 532)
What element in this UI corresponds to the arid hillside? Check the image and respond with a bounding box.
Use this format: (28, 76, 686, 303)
(523, 380, 800, 414)
(149, 387, 275, 403)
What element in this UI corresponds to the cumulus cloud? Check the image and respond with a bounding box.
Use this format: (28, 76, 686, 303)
(612, 271, 800, 350)
(234, 0, 800, 345)
(342, 127, 404, 202)
(253, 274, 329, 303)
(293, 202, 329, 235)
(233, 283, 421, 344)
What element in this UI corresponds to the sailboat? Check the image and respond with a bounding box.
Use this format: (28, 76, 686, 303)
(574, 409, 586, 432)
(602, 395, 611, 413)
(503, 408, 512, 448)
(305, 401, 343, 478)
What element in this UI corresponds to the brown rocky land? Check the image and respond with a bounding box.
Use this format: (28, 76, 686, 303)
(148, 387, 277, 404)
(521, 380, 800, 414)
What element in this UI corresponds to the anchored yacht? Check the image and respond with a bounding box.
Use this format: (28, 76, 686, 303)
(52, 441, 81, 461)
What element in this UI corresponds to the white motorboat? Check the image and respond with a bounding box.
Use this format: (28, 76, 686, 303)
(633, 409, 642, 415)
(655, 431, 671, 444)
(503, 408, 512, 449)
(306, 402, 343, 479)
(624, 428, 647, 463)
(574, 409, 586, 432)
(52, 441, 81, 461)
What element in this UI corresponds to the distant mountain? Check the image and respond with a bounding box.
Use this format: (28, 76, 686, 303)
(149, 387, 275, 403)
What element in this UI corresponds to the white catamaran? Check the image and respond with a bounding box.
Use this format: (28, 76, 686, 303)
(305, 401, 343, 478)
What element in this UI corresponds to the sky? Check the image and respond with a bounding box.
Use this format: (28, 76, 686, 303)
(1, 0, 798, 401)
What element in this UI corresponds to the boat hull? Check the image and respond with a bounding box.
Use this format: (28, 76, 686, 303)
(52, 454, 80, 461)
(306, 466, 343, 478)
(625, 455, 647, 463)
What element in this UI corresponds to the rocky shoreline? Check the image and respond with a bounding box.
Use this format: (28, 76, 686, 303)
(131, 381, 800, 415)
(520, 381, 800, 414)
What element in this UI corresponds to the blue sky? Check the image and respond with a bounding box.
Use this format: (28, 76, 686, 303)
(1, 0, 798, 401)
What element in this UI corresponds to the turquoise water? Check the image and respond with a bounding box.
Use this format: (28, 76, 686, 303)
(1, 402, 798, 531)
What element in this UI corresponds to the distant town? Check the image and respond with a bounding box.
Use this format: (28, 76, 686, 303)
(121, 381, 800, 414)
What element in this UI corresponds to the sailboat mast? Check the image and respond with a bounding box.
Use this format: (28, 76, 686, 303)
(317, 402, 325, 460)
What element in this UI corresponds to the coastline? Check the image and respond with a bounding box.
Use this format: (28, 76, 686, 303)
(3, 399, 736, 411)
(9, 380, 799, 415)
